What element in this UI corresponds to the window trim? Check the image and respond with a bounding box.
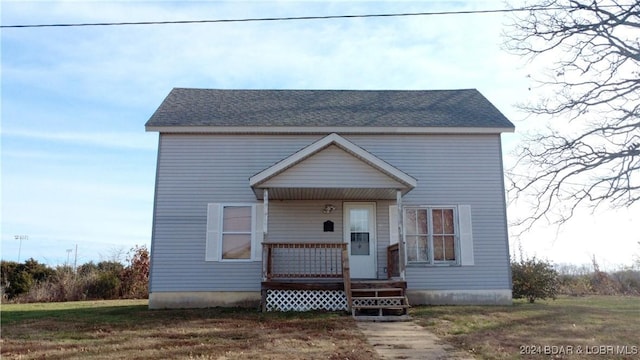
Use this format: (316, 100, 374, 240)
(218, 203, 256, 262)
(403, 205, 460, 266)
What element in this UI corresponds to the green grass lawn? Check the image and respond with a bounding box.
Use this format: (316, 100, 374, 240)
(411, 296, 640, 359)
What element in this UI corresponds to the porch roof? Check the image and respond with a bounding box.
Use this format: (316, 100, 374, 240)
(249, 133, 417, 200)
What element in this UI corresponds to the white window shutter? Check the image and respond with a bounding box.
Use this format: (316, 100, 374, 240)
(253, 204, 264, 261)
(458, 204, 474, 266)
(389, 205, 399, 245)
(205, 203, 221, 261)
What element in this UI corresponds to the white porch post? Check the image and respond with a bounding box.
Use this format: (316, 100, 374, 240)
(396, 190, 405, 279)
(262, 189, 269, 282)
(263, 188, 269, 241)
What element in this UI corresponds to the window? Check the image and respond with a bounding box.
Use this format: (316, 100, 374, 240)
(206, 203, 263, 262)
(221, 206, 252, 260)
(404, 207, 458, 264)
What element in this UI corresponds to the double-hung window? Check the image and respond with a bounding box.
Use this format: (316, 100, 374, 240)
(206, 203, 263, 262)
(404, 206, 458, 265)
(221, 206, 252, 260)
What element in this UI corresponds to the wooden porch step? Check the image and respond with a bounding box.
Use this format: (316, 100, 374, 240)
(353, 315, 412, 322)
(352, 296, 406, 301)
(351, 280, 407, 289)
(350, 281, 410, 319)
(351, 288, 404, 293)
(352, 304, 410, 309)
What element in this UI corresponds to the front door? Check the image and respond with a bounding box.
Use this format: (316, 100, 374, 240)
(344, 202, 377, 279)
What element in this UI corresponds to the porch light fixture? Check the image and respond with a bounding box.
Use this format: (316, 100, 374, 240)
(322, 204, 335, 214)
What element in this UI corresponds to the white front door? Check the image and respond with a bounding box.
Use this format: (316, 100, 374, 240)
(344, 202, 377, 279)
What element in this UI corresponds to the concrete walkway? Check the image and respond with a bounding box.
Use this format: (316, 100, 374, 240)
(357, 321, 475, 360)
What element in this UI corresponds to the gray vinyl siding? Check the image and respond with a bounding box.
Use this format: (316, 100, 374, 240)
(268, 201, 344, 244)
(261, 145, 404, 189)
(149, 133, 511, 292)
(344, 135, 511, 290)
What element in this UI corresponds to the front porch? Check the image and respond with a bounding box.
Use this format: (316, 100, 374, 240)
(249, 134, 416, 317)
(260, 242, 409, 318)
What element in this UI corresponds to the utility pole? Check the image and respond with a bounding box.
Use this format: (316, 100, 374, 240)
(13, 235, 28, 263)
(74, 244, 78, 271)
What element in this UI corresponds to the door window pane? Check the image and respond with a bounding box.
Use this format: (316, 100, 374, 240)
(350, 209, 368, 232)
(351, 232, 370, 255)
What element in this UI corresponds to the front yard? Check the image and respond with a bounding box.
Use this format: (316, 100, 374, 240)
(0, 300, 374, 360)
(414, 296, 639, 359)
(1, 296, 638, 359)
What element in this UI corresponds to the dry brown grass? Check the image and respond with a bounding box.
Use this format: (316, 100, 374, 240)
(4, 296, 638, 360)
(412, 296, 640, 360)
(1, 300, 378, 360)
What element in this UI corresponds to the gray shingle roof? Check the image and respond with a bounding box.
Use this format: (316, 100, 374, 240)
(145, 88, 514, 129)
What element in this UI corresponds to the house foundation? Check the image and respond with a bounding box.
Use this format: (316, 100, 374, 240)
(407, 289, 512, 305)
(148, 291, 261, 309)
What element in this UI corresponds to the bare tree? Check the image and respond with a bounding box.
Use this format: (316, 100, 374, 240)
(504, 0, 640, 231)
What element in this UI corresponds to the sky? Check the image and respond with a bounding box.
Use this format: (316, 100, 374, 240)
(2, 0, 638, 269)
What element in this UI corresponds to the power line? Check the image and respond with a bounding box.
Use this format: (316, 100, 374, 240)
(0, 6, 580, 29)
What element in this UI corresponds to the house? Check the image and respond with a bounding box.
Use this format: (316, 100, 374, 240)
(145, 88, 515, 314)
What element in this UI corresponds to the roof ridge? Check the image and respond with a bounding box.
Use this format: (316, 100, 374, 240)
(171, 87, 479, 92)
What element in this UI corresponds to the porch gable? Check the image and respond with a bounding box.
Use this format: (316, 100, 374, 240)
(250, 133, 416, 200)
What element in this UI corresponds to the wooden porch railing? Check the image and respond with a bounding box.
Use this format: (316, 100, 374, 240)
(387, 243, 400, 279)
(262, 243, 347, 279)
(262, 242, 352, 310)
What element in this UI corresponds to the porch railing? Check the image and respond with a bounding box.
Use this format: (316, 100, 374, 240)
(262, 242, 352, 311)
(387, 243, 400, 279)
(262, 242, 348, 280)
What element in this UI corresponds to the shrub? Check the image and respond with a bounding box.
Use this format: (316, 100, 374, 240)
(610, 270, 640, 295)
(512, 256, 559, 303)
(1, 258, 54, 300)
(119, 245, 149, 299)
(557, 274, 593, 296)
(86, 272, 121, 299)
(8, 271, 34, 298)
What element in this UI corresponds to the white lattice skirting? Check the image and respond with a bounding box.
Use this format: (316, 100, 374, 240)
(352, 297, 403, 307)
(265, 290, 347, 311)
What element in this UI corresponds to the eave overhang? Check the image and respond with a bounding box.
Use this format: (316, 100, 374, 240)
(146, 125, 515, 134)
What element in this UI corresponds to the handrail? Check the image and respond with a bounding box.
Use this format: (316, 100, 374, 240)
(341, 245, 352, 311)
(387, 243, 400, 279)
